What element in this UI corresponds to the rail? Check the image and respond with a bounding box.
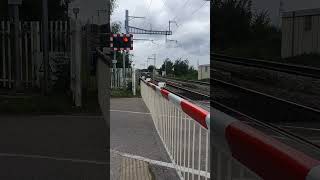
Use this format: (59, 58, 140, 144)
(141, 78, 320, 180)
(213, 53, 320, 79)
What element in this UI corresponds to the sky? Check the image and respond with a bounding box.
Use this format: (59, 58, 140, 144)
(110, 0, 210, 69)
(69, 0, 210, 69)
(68, 0, 320, 69)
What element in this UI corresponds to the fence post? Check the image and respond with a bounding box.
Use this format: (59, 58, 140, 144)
(70, 19, 82, 107)
(132, 66, 136, 96)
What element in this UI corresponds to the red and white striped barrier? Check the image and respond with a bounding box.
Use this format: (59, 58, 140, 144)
(145, 79, 210, 129)
(212, 108, 320, 180)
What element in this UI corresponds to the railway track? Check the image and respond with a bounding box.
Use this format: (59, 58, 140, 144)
(152, 77, 210, 110)
(213, 53, 320, 78)
(213, 78, 320, 151)
(153, 77, 209, 100)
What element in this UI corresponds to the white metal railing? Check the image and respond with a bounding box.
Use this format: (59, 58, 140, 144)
(111, 68, 132, 89)
(0, 21, 69, 88)
(141, 79, 320, 180)
(141, 79, 210, 180)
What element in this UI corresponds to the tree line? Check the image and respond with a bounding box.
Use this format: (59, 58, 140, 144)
(212, 0, 281, 59)
(147, 58, 198, 80)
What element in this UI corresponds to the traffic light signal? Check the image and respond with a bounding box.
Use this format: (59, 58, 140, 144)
(110, 34, 133, 51)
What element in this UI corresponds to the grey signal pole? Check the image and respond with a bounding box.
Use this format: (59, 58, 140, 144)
(42, 0, 49, 94)
(122, 51, 126, 87)
(148, 54, 156, 77)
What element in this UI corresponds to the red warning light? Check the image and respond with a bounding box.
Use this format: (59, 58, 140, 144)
(123, 37, 129, 42)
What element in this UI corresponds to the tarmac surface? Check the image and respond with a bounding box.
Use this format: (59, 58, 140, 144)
(0, 114, 108, 179)
(110, 98, 179, 180)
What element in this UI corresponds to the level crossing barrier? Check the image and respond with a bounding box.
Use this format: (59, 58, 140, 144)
(141, 78, 210, 180)
(141, 78, 320, 180)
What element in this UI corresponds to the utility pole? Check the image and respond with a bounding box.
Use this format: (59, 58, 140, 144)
(123, 10, 144, 88)
(164, 59, 167, 77)
(166, 20, 178, 43)
(148, 54, 156, 77)
(125, 10, 171, 35)
(42, 0, 49, 94)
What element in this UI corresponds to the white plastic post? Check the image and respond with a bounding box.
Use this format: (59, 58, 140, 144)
(132, 66, 136, 96)
(73, 19, 82, 107)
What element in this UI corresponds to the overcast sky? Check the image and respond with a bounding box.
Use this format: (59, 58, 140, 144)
(69, 0, 320, 69)
(70, 0, 210, 69)
(111, 0, 210, 69)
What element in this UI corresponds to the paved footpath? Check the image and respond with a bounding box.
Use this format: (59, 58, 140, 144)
(110, 98, 179, 180)
(0, 114, 108, 179)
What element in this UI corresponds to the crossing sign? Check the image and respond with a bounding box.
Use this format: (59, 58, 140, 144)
(110, 34, 133, 51)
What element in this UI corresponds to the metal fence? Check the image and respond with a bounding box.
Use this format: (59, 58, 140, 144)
(141, 79, 210, 180)
(0, 21, 70, 89)
(111, 68, 132, 89)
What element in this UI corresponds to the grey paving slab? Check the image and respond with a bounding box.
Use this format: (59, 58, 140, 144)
(110, 98, 179, 180)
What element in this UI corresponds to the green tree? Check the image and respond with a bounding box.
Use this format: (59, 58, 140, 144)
(111, 21, 121, 33)
(147, 65, 155, 72)
(173, 58, 189, 76)
(160, 58, 174, 75)
(212, 0, 253, 49)
(212, 0, 281, 58)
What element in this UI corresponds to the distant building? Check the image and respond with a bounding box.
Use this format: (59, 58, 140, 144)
(198, 64, 210, 80)
(281, 8, 320, 58)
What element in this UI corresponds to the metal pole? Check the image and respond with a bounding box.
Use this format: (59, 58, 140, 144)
(291, 12, 295, 57)
(97, 11, 100, 25)
(42, 0, 49, 94)
(153, 54, 156, 77)
(125, 10, 129, 88)
(132, 64, 136, 96)
(125, 10, 129, 33)
(13, 5, 22, 92)
(122, 51, 126, 87)
(113, 52, 116, 87)
(165, 60, 167, 77)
